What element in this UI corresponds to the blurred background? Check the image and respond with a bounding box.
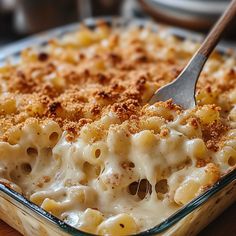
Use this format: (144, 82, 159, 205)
(0, 0, 235, 47)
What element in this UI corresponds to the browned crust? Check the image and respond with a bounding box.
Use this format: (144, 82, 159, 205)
(0, 24, 235, 146)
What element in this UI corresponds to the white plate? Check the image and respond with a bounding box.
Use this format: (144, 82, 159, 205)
(149, 0, 229, 14)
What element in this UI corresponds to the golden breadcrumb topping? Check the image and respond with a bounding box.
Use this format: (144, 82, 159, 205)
(0, 22, 235, 147)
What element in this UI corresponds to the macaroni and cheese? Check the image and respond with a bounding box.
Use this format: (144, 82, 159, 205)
(0, 22, 235, 235)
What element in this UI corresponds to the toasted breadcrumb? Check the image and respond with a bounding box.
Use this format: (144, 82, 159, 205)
(0, 23, 235, 146)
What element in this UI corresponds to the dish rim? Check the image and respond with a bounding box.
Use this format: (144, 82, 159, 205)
(0, 16, 235, 236)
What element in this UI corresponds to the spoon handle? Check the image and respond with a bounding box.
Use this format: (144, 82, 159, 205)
(198, 0, 236, 57)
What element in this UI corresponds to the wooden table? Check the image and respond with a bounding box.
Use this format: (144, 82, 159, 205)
(0, 203, 235, 236)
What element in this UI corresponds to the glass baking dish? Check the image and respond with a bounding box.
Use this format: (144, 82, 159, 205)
(0, 17, 235, 236)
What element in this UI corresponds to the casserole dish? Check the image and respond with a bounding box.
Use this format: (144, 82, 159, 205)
(0, 17, 235, 236)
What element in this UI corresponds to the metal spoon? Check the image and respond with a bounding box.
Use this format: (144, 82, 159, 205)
(149, 0, 236, 109)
